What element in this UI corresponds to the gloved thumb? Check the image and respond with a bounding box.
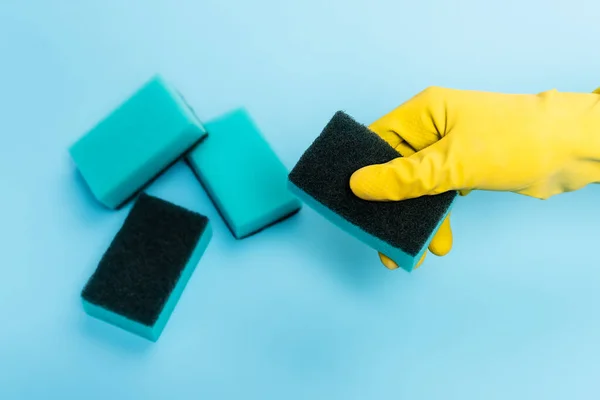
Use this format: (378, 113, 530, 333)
(350, 137, 457, 201)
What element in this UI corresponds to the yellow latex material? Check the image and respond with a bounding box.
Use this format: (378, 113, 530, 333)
(350, 86, 600, 269)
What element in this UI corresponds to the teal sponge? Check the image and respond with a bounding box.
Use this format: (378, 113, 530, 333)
(81, 194, 212, 341)
(186, 108, 301, 239)
(69, 75, 207, 209)
(288, 111, 457, 272)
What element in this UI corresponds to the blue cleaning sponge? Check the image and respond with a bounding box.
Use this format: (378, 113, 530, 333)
(81, 194, 212, 341)
(288, 111, 457, 272)
(69, 75, 207, 209)
(186, 108, 301, 239)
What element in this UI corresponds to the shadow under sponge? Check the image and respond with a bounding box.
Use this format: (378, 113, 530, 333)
(81, 193, 212, 341)
(288, 111, 457, 272)
(69, 75, 207, 209)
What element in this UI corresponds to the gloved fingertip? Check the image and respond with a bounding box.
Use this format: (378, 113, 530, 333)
(429, 238, 452, 256)
(379, 253, 399, 270)
(429, 216, 453, 256)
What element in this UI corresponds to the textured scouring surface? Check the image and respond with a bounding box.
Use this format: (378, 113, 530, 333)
(69, 75, 207, 209)
(81, 193, 209, 327)
(186, 108, 301, 239)
(288, 111, 457, 260)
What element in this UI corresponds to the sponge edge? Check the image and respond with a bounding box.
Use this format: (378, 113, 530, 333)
(186, 108, 301, 239)
(81, 193, 212, 341)
(288, 111, 457, 272)
(69, 75, 207, 209)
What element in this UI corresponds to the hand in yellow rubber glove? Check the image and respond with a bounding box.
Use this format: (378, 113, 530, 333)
(350, 86, 600, 270)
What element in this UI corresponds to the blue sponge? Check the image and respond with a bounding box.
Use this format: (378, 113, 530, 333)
(69, 75, 207, 209)
(81, 194, 212, 341)
(186, 108, 301, 239)
(288, 111, 457, 272)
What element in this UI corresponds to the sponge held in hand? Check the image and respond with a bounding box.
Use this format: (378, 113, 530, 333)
(288, 111, 457, 272)
(81, 193, 212, 341)
(69, 75, 207, 209)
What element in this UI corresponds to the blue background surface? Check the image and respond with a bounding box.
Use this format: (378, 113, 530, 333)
(2, 0, 600, 398)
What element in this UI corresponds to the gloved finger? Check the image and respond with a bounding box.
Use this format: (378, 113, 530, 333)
(368, 89, 446, 152)
(350, 137, 458, 201)
(369, 128, 404, 150)
(367, 126, 418, 157)
(428, 214, 452, 256)
(378, 251, 427, 270)
(379, 253, 399, 270)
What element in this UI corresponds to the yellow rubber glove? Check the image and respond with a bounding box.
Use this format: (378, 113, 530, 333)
(350, 86, 600, 270)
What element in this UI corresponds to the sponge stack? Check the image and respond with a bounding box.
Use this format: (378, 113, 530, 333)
(72, 75, 301, 341)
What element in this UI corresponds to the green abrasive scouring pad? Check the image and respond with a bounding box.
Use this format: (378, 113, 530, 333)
(81, 193, 212, 341)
